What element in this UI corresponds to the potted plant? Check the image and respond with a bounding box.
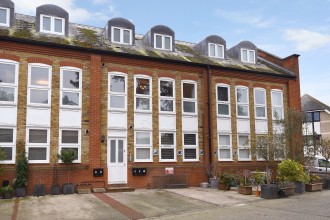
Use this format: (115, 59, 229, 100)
(205, 163, 219, 189)
(238, 170, 252, 195)
(251, 170, 265, 197)
(219, 173, 234, 191)
(1, 185, 13, 199)
(305, 174, 323, 192)
(58, 149, 76, 194)
(13, 151, 28, 197)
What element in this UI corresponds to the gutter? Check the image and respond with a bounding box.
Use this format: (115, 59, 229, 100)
(207, 65, 212, 165)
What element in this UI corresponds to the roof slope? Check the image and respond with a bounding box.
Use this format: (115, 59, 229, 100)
(301, 94, 330, 112)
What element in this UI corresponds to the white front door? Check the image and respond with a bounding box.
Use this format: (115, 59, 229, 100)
(108, 138, 127, 184)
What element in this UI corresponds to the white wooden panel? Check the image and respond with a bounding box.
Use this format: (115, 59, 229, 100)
(26, 107, 50, 127)
(182, 116, 198, 132)
(0, 106, 17, 126)
(59, 109, 81, 128)
(159, 114, 176, 131)
(255, 120, 268, 134)
(314, 122, 321, 135)
(108, 112, 127, 129)
(217, 117, 231, 133)
(108, 130, 127, 138)
(237, 119, 250, 133)
(134, 113, 152, 130)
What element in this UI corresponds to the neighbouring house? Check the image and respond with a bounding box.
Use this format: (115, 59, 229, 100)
(0, 1, 302, 194)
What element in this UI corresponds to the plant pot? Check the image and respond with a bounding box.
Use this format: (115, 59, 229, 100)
(2, 192, 13, 199)
(200, 182, 208, 188)
(255, 190, 261, 197)
(218, 182, 230, 191)
(209, 178, 219, 189)
(63, 183, 74, 194)
(15, 187, 26, 197)
(306, 183, 323, 192)
(282, 186, 295, 196)
(239, 185, 252, 195)
(260, 184, 278, 199)
(51, 184, 61, 195)
(294, 182, 305, 194)
(322, 179, 330, 189)
(34, 184, 45, 197)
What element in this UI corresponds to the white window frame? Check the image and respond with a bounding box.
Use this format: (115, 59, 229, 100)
(159, 132, 176, 162)
(0, 59, 19, 105)
(241, 48, 255, 63)
(182, 80, 197, 115)
(108, 72, 127, 111)
(0, 7, 10, 27)
(254, 88, 267, 120)
(236, 86, 249, 118)
(58, 129, 81, 163)
(182, 133, 199, 162)
(26, 128, 50, 163)
(134, 75, 152, 113)
(27, 63, 52, 107)
(40, 14, 65, 35)
(60, 67, 82, 109)
(271, 89, 284, 120)
(159, 78, 175, 114)
(208, 43, 224, 59)
(134, 131, 153, 162)
(237, 134, 251, 161)
(111, 26, 132, 45)
(216, 84, 231, 117)
(0, 127, 16, 164)
(218, 134, 232, 161)
(154, 34, 172, 51)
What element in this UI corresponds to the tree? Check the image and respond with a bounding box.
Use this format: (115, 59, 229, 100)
(316, 136, 330, 175)
(0, 147, 6, 175)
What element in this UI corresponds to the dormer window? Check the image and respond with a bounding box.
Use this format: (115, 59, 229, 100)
(154, 34, 172, 51)
(40, 14, 64, 35)
(0, 7, 10, 27)
(241, 49, 255, 63)
(209, 43, 224, 58)
(111, 27, 132, 45)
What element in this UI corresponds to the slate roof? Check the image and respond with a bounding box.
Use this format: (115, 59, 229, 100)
(0, 13, 296, 77)
(301, 94, 330, 112)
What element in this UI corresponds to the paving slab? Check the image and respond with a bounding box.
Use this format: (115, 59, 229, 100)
(0, 198, 15, 220)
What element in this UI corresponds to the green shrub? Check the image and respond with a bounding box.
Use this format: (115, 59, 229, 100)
(277, 159, 310, 183)
(58, 149, 76, 164)
(14, 152, 28, 188)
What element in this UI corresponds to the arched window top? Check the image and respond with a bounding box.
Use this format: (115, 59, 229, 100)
(143, 25, 175, 51)
(106, 17, 135, 45)
(195, 35, 227, 59)
(227, 41, 258, 64)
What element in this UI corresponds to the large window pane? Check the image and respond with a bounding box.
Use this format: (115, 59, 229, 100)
(218, 104, 229, 115)
(217, 87, 228, 101)
(160, 80, 173, 97)
(217, 45, 224, 58)
(155, 35, 162, 48)
(136, 132, 150, 145)
(219, 149, 230, 159)
(0, 87, 14, 102)
(161, 133, 174, 145)
(184, 134, 196, 145)
(273, 107, 283, 119)
(136, 97, 150, 110)
(249, 51, 255, 63)
(118, 140, 123, 163)
(219, 135, 230, 146)
(183, 101, 195, 113)
(160, 99, 173, 111)
(0, 147, 12, 160)
(272, 92, 282, 106)
(238, 135, 249, 146)
(54, 18, 63, 33)
(62, 92, 79, 106)
(183, 83, 195, 99)
(239, 149, 250, 159)
(110, 75, 125, 93)
(209, 44, 216, 57)
(161, 148, 174, 159)
(110, 95, 125, 108)
(110, 140, 116, 163)
(256, 107, 266, 118)
(136, 148, 150, 160)
(136, 78, 150, 95)
(123, 30, 130, 44)
(237, 105, 248, 116)
(62, 130, 79, 144)
(0, 63, 15, 84)
(0, 129, 13, 142)
(42, 16, 51, 31)
(255, 90, 265, 105)
(237, 88, 248, 103)
(29, 129, 47, 143)
(113, 28, 120, 42)
(28, 148, 47, 160)
(30, 89, 48, 104)
(184, 149, 196, 159)
(164, 36, 171, 50)
(242, 50, 248, 62)
(63, 70, 80, 89)
(31, 67, 49, 86)
(0, 8, 7, 24)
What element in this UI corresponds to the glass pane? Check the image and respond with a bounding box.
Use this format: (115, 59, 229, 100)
(113, 28, 120, 42)
(136, 97, 150, 110)
(164, 36, 171, 50)
(0, 8, 7, 24)
(28, 148, 47, 160)
(238, 135, 249, 146)
(123, 30, 130, 44)
(183, 83, 195, 98)
(314, 112, 320, 122)
(136, 132, 150, 145)
(0, 129, 13, 142)
(110, 75, 125, 93)
(161, 148, 174, 159)
(62, 92, 79, 106)
(29, 129, 47, 143)
(183, 101, 195, 113)
(161, 133, 174, 145)
(273, 107, 283, 119)
(272, 92, 282, 106)
(255, 90, 265, 105)
(217, 45, 224, 58)
(62, 130, 78, 144)
(160, 99, 173, 111)
(160, 80, 173, 97)
(237, 105, 248, 116)
(219, 135, 230, 146)
(218, 104, 229, 115)
(42, 16, 51, 31)
(249, 50, 255, 63)
(0, 147, 12, 160)
(30, 89, 48, 104)
(54, 18, 63, 33)
(217, 87, 228, 101)
(136, 148, 150, 160)
(63, 70, 80, 89)
(31, 67, 49, 86)
(155, 35, 162, 48)
(239, 149, 250, 159)
(61, 148, 78, 160)
(0, 87, 14, 102)
(136, 78, 150, 95)
(219, 149, 230, 159)
(242, 50, 247, 62)
(237, 88, 248, 103)
(184, 134, 196, 145)
(110, 140, 116, 163)
(0, 63, 16, 84)
(305, 112, 313, 122)
(110, 95, 125, 108)
(256, 107, 266, 118)
(209, 44, 215, 57)
(184, 149, 196, 159)
(118, 140, 123, 163)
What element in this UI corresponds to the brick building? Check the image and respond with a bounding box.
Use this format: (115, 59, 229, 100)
(0, 1, 302, 194)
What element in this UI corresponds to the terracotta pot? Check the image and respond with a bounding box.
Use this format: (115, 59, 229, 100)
(255, 190, 261, 197)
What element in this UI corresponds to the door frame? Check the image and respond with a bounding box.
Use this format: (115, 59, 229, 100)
(107, 136, 127, 184)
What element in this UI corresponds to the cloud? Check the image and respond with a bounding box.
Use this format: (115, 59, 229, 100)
(283, 29, 330, 51)
(92, 0, 107, 4)
(214, 9, 275, 28)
